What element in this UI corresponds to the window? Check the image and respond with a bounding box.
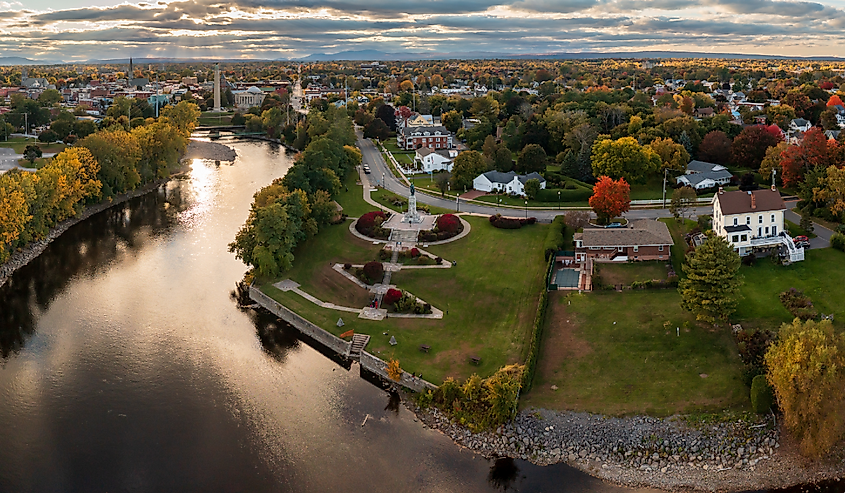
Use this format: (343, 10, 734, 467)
(658, 245, 664, 251)
(759, 215, 763, 224)
(746, 216, 751, 225)
(732, 235, 739, 243)
(618, 247, 624, 252)
(765, 226, 769, 235)
(741, 234, 748, 242)
(733, 218, 738, 226)
(771, 214, 775, 223)
(633, 246, 639, 252)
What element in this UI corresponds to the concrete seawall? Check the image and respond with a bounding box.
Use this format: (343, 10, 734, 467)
(250, 285, 438, 394)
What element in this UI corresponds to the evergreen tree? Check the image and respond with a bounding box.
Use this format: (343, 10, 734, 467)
(679, 130, 694, 157)
(678, 235, 742, 322)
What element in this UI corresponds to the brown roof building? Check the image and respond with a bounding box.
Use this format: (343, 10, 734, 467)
(573, 219, 674, 262)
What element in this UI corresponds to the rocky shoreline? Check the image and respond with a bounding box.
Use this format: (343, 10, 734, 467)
(407, 401, 844, 492)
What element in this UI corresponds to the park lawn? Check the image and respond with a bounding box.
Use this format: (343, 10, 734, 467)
(198, 111, 235, 126)
(595, 261, 670, 287)
(734, 248, 845, 332)
(475, 194, 589, 209)
(370, 188, 454, 215)
(257, 216, 549, 383)
(522, 290, 749, 416)
(629, 176, 666, 201)
(18, 157, 51, 169)
(392, 152, 414, 165)
(0, 138, 65, 154)
(334, 170, 374, 218)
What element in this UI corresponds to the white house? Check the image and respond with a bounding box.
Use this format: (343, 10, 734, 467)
(789, 118, 812, 133)
(414, 147, 456, 173)
(676, 160, 733, 190)
(472, 171, 546, 196)
(712, 187, 803, 261)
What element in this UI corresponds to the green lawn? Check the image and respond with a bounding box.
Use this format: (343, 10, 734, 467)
(522, 290, 749, 416)
(785, 219, 817, 239)
(475, 194, 588, 209)
(0, 137, 65, 154)
(734, 248, 845, 331)
(660, 218, 697, 277)
(334, 170, 374, 218)
(256, 216, 549, 383)
(594, 261, 671, 288)
(18, 157, 51, 169)
(371, 188, 454, 215)
(198, 111, 235, 126)
(382, 140, 414, 155)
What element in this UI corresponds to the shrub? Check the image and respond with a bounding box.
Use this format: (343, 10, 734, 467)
(362, 261, 384, 282)
(436, 214, 461, 234)
(779, 288, 817, 320)
(489, 214, 522, 229)
(378, 249, 390, 260)
(386, 359, 403, 381)
(435, 257, 443, 264)
(742, 253, 756, 266)
(430, 365, 524, 431)
(518, 217, 537, 225)
(343, 263, 352, 270)
(543, 215, 566, 259)
(750, 375, 774, 414)
(410, 247, 420, 258)
(831, 233, 845, 252)
(383, 288, 402, 305)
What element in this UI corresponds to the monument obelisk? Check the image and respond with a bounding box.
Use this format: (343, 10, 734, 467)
(213, 63, 222, 112)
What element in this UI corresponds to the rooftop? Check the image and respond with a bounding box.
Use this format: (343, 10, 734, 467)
(715, 188, 785, 215)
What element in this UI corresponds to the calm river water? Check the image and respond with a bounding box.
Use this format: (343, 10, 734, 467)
(0, 141, 837, 493)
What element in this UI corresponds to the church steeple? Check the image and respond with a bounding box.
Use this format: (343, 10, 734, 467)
(129, 57, 134, 79)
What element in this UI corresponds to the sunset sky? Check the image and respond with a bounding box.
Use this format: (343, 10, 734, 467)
(5, 0, 845, 61)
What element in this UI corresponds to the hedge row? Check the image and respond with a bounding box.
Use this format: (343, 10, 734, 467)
(831, 233, 845, 252)
(522, 256, 552, 392)
(543, 215, 567, 260)
(489, 214, 536, 229)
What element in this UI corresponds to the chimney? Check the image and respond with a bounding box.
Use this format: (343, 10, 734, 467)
(751, 193, 756, 210)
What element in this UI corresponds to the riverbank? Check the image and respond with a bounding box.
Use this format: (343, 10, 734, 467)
(0, 140, 240, 289)
(407, 401, 845, 492)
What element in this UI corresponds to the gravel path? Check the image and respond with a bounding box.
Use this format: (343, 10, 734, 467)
(407, 402, 845, 492)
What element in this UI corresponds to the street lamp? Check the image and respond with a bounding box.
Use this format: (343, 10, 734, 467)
(382, 172, 385, 188)
(558, 190, 561, 210)
(525, 200, 528, 218)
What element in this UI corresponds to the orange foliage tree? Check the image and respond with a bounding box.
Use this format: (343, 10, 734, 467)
(781, 128, 838, 186)
(589, 176, 631, 225)
(827, 95, 843, 107)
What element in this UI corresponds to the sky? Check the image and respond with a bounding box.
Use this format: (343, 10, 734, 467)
(4, 0, 845, 62)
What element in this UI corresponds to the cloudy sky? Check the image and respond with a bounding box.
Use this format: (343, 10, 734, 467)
(3, 0, 845, 61)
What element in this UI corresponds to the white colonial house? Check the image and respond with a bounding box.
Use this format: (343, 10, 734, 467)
(712, 187, 803, 262)
(789, 118, 812, 133)
(472, 171, 546, 196)
(676, 160, 733, 190)
(413, 147, 457, 173)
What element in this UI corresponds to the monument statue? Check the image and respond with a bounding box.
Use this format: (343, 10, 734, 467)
(404, 183, 422, 224)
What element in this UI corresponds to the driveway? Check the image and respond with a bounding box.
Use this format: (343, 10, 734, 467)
(785, 200, 832, 249)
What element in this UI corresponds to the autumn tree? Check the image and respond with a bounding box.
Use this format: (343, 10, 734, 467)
(648, 137, 690, 172)
(815, 165, 845, 216)
(591, 137, 661, 182)
(828, 95, 844, 107)
(441, 110, 462, 133)
(161, 100, 200, 136)
(517, 144, 547, 174)
(781, 127, 835, 186)
(0, 173, 29, 262)
(678, 235, 742, 323)
(363, 118, 389, 141)
(670, 186, 697, 221)
(759, 141, 789, 183)
(765, 318, 845, 458)
(730, 125, 782, 170)
(698, 130, 732, 165)
(450, 150, 488, 192)
(589, 176, 630, 225)
(23, 145, 42, 165)
(766, 104, 796, 130)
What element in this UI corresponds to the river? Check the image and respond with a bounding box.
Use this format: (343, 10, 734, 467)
(0, 141, 836, 493)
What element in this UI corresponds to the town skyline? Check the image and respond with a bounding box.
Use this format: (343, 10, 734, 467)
(6, 0, 845, 62)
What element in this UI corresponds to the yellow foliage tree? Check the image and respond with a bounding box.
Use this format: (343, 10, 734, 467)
(815, 165, 845, 215)
(161, 100, 200, 137)
(386, 359, 403, 381)
(648, 137, 690, 172)
(45, 147, 102, 221)
(765, 318, 845, 457)
(0, 173, 30, 261)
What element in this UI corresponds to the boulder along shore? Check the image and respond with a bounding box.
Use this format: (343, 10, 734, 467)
(1, 140, 237, 289)
(407, 402, 845, 492)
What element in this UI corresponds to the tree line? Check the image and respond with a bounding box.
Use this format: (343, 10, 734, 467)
(228, 104, 361, 277)
(0, 101, 200, 263)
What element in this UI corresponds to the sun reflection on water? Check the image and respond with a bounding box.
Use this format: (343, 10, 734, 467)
(177, 158, 219, 228)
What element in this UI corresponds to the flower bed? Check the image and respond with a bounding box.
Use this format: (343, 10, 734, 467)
(356, 211, 391, 240)
(418, 213, 465, 242)
(779, 288, 817, 320)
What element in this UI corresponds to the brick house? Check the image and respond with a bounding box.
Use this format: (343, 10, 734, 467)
(397, 125, 453, 150)
(573, 219, 674, 263)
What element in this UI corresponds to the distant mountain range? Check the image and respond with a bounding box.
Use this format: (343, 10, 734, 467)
(293, 49, 845, 62)
(4, 50, 845, 66)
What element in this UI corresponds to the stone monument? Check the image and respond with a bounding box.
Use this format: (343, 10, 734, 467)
(213, 63, 222, 112)
(404, 183, 422, 224)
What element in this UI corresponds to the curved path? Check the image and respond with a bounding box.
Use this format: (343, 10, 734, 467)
(356, 130, 711, 221)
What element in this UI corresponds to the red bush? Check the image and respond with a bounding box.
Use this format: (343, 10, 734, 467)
(357, 211, 386, 232)
(410, 248, 420, 258)
(383, 288, 402, 305)
(363, 261, 384, 282)
(436, 214, 461, 234)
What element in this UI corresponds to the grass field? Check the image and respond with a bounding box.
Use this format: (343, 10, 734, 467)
(370, 188, 454, 215)
(256, 216, 549, 383)
(661, 218, 697, 277)
(785, 219, 817, 239)
(334, 170, 374, 218)
(522, 290, 749, 416)
(594, 261, 670, 287)
(198, 111, 235, 126)
(475, 194, 588, 209)
(0, 137, 65, 154)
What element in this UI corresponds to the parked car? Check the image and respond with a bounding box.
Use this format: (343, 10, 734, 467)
(363, 165, 371, 174)
(606, 222, 624, 228)
(793, 236, 810, 248)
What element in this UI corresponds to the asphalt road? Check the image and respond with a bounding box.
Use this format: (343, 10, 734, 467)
(785, 200, 833, 249)
(355, 132, 712, 221)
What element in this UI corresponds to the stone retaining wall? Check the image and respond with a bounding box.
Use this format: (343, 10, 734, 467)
(360, 350, 438, 393)
(249, 286, 350, 355)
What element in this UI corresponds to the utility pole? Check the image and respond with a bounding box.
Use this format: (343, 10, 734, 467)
(662, 168, 668, 208)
